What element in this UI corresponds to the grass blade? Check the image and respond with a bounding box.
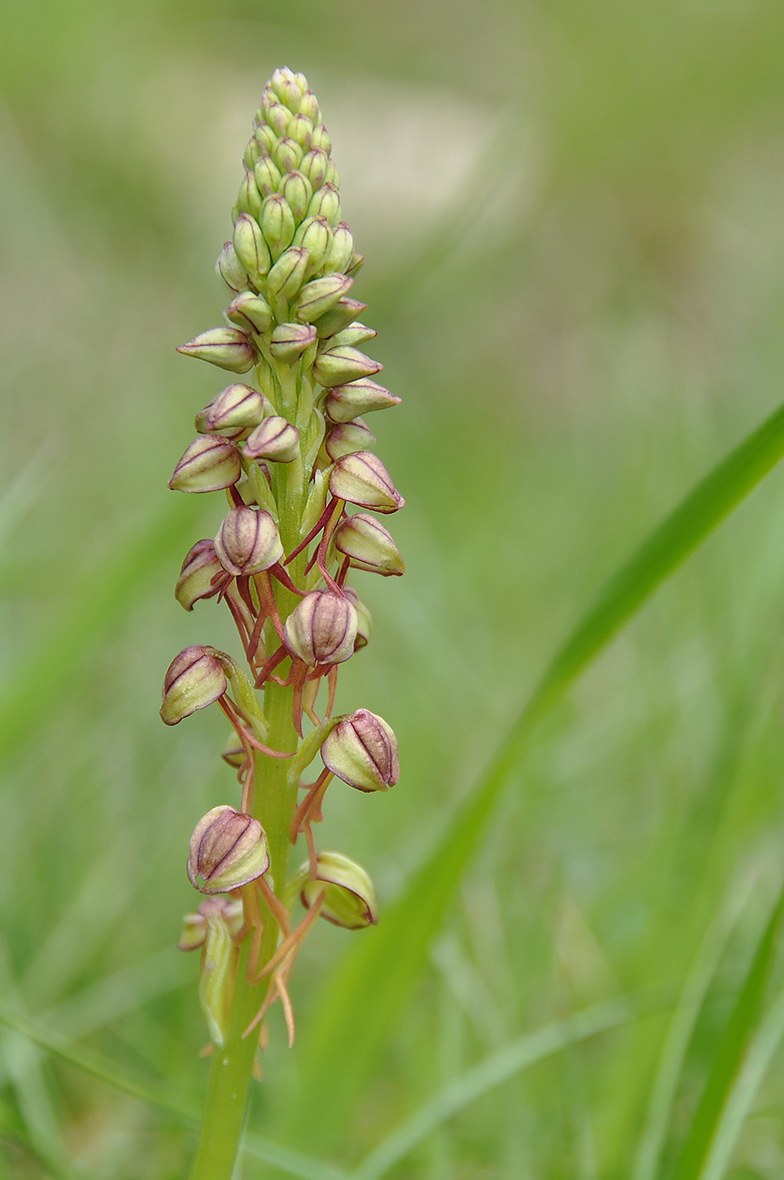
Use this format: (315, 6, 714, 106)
(672, 883, 784, 1180)
(354, 995, 640, 1180)
(300, 397, 784, 1131)
(0, 1001, 351, 1180)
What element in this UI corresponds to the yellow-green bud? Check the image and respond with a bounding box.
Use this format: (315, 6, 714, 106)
(178, 896, 244, 951)
(334, 512, 404, 576)
(177, 327, 255, 373)
(160, 645, 228, 725)
(244, 416, 301, 463)
(300, 148, 329, 190)
(254, 153, 282, 198)
(237, 170, 263, 220)
(300, 851, 378, 929)
(271, 68, 302, 111)
(195, 383, 266, 435)
(267, 246, 310, 300)
(168, 435, 242, 493)
(269, 322, 317, 363)
(214, 505, 283, 576)
(307, 182, 341, 226)
(293, 215, 333, 270)
(323, 322, 377, 349)
(216, 241, 249, 294)
(343, 586, 372, 649)
(324, 159, 340, 188)
(283, 590, 358, 667)
(321, 708, 399, 792)
(233, 213, 271, 278)
(279, 169, 313, 224)
(274, 136, 304, 174)
(329, 451, 404, 513)
(188, 805, 270, 894)
(326, 222, 354, 273)
(294, 273, 353, 322)
(287, 113, 313, 150)
(314, 297, 368, 339)
(265, 101, 290, 137)
(325, 378, 401, 422)
(325, 418, 376, 462)
(310, 123, 332, 155)
(243, 137, 260, 171)
(345, 252, 365, 278)
(175, 539, 224, 610)
(313, 345, 383, 387)
(260, 193, 296, 260)
(226, 290, 274, 335)
(298, 89, 320, 123)
(255, 123, 277, 154)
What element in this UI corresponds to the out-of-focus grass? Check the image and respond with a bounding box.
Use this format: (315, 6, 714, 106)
(3, 2, 784, 1177)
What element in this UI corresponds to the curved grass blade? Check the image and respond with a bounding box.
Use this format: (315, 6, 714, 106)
(671, 883, 784, 1180)
(354, 994, 640, 1180)
(0, 1000, 350, 1180)
(300, 398, 784, 1130)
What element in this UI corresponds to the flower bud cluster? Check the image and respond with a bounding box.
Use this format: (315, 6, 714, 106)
(164, 68, 406, 1046)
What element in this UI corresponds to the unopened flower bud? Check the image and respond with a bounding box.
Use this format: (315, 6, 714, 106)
(294, 273, 353, 322)
(195, 384, 266, 435)
(179, 897, 244, 951)
(334, 512, 405, 576)
(233, 213, 271, 278)
(307, 182, 341, 226)
(274, 136, 304, 174)
(326, 222, 354, 273)
(243, 137, 260, 171)
(271, 68, 302, 111)
(260, 193, 296, 259)
(325, 378, 401, 422)
(237, 170, 263, 220)
(168, 435, 241, 493)
(188, 805, 270, 894)
(269, 322, 317, 363)
(226, 290, 274, 336)
(324, 159, 340, 188)
(298, 90, 320, 122)
(322, 708, 399, 792)
(287, 113, 313, 150)
(253, 154, 282, 198)
(266, 246, 309, 301)
(345, 253, 365, 277)
(265, 101, 290, 137)
(293, 215, 333, 270)
(255, 122, 277, 154)
(160, 645, 227, 725)
(279, 170, 312, 224)
(329, 451, 405, 513)
(314, 298, 368, 339)
(325, 419, 376, 461)
(313, 346, 383, 387)
(216, 242, 249, 294)
(284, 590, 358, 666)
(177, 327, 255, 373)
(214, 505, 283, 576)
(175, 539, 224, 610)
(300, 148, 329, 190)
(300, 851, 378, 928)
(244, 416, 301, 464)
(310, 123, 332, 155)
(343, 586, 372, 649)
(323, 322, 377, 349)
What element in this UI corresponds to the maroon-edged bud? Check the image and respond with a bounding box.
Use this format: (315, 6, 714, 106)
(298, 90, 320, 124)
(314, 346, 383, 388)
(294, 273, 353, 323)
(322, 708, 399, 792)
(325, 222, 354, 273)
(299, 147, 329, 190)
(255, 123, 277, 154)
(313, 298, 368, 339)
(310, 123, 332, 155)
(323, 322, 377, 349)
(226, 291, 273, 335)
(334, 512, 405, 576)
(325, 159, 340, 188)
(266, 246, 310, 300)
(214, 506, 283, 576)
(177, 327, 255, 373)
(233, 213, 271, 278)
(270, 69, 302, 111)
(243, 137, 260, 171)
(299, 852, 378, 929)
(178, 896, 244, 951)
(287, 113, 314, 150)
(187, 805, 270, 894)
(292, 215, 333, 270)
(279, 169, 313, 223)
(244, 415, 301, 463)
(307, 182, 341, 226)
(168, 435, 241, 493)
(325, 418, 377, 461)
(345, 253, 365, 277)
(216, 242, 249, 294)
(283, 590, 358, 667)
(269, 322, 317, 363)
(343, 587, 372, 649)
(195, 384, 266, 436)
(254, 154, 282, 198)
(329, 452, 405, 514)
(160, 645, 227, 725)
(175, 539, 224, 610)
(237, 170, 263, 220)
(265, 101, 290, 138)
(325, 378, 401, 423)
(274, 136, 304, 174)
(260, 193, 296, 259)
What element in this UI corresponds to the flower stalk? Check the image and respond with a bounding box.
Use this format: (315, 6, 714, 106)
(163, 67, 404, 1180)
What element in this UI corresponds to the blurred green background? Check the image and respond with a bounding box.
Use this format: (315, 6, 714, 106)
(3, 1, 784, 1177)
